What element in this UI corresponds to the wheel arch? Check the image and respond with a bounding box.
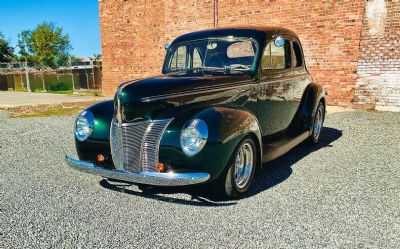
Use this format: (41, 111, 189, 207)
(84, 100, 115, 141)
(245, 132, 262, 170)
(289, 83, 325, 134)
(159, 106, 263, 181)
(75, 100, 114, 164)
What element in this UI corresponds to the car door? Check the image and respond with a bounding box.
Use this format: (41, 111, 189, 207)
(257, 35, 296, 136)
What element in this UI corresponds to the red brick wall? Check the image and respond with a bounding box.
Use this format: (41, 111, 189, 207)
(100, 0, 399, 110)
(355, 0, 400, 111)
(99, 0, 166, 95)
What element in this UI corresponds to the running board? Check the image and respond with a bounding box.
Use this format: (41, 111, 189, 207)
(262, 132, 310, 163)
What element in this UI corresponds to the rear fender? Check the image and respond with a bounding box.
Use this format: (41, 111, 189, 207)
(289, 83, 325, 134)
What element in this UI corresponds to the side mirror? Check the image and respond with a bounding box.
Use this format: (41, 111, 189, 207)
(274, 37, 285, 47)
(164, 43, 170, 50)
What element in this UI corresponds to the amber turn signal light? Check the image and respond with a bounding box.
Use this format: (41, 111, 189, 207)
(97, 154, 105, 162)
(156, 163, 164, 172)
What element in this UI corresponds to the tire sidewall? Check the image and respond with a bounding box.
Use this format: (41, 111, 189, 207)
(311, 102, 325, 143)
(226, 137, 257, 195)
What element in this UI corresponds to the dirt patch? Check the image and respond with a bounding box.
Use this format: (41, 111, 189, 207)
(326, 105, 355, 114)
(0, 101, 97, 118)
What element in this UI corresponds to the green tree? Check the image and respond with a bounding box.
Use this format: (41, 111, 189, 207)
(17, 22, 72, 68)
(92, 53, 102, 60)
(0, 32, 15, 62)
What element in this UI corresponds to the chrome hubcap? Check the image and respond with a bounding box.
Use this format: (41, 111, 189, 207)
(314, 106, 324, 140)
(234, 142, 254, 189)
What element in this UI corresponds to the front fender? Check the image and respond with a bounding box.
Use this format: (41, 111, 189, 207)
(75, 100, 114, 166)
(159, 106, 262, 181)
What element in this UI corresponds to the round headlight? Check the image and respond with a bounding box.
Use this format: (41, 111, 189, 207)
(75, 110, 95, 142)
(180, 119, 208, 156)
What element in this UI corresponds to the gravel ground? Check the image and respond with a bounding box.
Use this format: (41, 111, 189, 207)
(1, 111, 399, 248)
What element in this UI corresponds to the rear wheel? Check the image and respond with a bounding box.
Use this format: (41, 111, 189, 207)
(307, 101, 325, 144)
(215, 137, 257, 199)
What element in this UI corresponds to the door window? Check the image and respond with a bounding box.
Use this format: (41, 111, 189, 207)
(262, 39, 291, 70)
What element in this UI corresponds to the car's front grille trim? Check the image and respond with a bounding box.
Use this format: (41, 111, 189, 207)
(110, 119, 172, 173)
(110, 120, 124, 171)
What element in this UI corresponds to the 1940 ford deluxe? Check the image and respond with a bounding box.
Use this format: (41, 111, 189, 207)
(66, 27, 325, 198)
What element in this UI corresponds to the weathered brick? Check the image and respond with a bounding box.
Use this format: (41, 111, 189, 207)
(355, 0, 400, 111)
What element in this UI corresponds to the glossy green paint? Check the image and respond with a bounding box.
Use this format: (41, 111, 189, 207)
(72, 27, 325, 183)
(75, 100, 114, 165)
(158, 107, 262, 180)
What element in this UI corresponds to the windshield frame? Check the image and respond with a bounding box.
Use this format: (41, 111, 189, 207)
(162, 36, 260, 76)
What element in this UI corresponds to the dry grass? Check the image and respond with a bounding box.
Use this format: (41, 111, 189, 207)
(0, 101, 99, 118)
(1, 105, 82, 118)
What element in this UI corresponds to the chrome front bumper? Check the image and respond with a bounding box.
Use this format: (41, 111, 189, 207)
(65, 156, 210, 186)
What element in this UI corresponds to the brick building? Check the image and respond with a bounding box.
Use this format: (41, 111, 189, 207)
(99, 0, 400, 111)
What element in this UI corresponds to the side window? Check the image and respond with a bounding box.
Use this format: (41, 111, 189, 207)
(193, 48, 202, 68)
(169, 46, 187, 70)
(293, 41, 303, 68)
(262, 39, 291, 70)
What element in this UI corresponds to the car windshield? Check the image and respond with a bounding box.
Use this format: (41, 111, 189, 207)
(164, 37, 258, 75)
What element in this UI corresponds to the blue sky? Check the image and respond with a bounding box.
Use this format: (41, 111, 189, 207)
(0, 0, 101, 57)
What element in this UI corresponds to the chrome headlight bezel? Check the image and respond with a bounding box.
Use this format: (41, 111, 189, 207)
(180, 119, 208, 157)
(75, 110, 95, 142)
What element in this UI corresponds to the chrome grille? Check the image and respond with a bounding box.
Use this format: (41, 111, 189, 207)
(110, 121, 124, 171)
(110, 119, 172, 173)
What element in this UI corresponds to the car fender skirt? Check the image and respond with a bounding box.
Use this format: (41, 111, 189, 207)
(65, 156, 210, 186)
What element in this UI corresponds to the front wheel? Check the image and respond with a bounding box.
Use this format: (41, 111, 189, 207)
(307, 101, 325, 144)
(215, 137, 257, 199)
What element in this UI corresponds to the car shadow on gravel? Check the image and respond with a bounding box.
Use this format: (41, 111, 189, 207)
(246, 127, 342, 199)
(99, 179, 238, 206)
(99, 127, 342, 206)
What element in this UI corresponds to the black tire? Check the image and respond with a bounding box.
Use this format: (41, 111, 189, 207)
(214, 137, 257, 199)
(307, 101, 325, 145)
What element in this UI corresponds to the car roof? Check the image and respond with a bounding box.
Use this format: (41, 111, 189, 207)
(171, 26, 298, 44)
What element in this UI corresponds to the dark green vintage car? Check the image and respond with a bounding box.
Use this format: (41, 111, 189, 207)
(66, 27, 325, 198)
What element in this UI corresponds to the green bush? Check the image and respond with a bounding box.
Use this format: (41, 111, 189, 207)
(48, 81, 70, 92)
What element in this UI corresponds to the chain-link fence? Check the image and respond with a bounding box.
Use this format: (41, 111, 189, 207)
(0, 61, 102, 92)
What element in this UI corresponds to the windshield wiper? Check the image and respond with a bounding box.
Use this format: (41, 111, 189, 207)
(166, 67, 207, 76)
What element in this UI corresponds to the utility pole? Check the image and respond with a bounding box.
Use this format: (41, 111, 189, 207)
(91, 59, 96, 89)
(69, 56, 75, 91)
(86, 69, 89, 90)
(71, 69, 75, 91)
(21, 56, 31, 92)
(213, 0, 219, 28)
(41, 71, 46, 91)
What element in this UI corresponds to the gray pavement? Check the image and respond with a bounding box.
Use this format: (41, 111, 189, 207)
(0, 110, 399, 248)
(0, 91, 105, 107)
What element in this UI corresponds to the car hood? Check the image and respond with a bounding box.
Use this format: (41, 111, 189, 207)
(114, 74, 254, 123)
